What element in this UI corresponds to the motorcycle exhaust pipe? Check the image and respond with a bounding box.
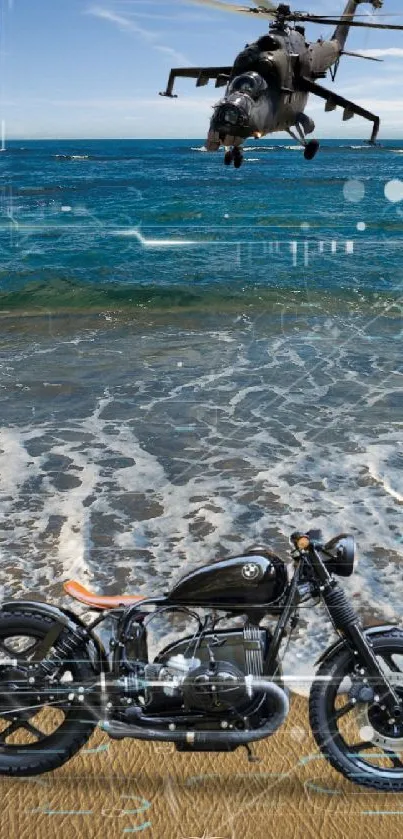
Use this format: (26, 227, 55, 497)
(100, 677, 289, 746)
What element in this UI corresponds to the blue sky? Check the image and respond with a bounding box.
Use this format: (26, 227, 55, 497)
(2, 0, 403, 139)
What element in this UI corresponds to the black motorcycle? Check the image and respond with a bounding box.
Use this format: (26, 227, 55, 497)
(0, 529, 402, 790)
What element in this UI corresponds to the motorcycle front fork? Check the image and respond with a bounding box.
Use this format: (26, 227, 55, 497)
(322, 580, 402, 719)
(345, 621, 402, 718)
(305, 545, 403, 719)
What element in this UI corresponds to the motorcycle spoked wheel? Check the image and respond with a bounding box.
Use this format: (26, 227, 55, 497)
(309, 630, 403, 791)
(0, 610, 97, 776)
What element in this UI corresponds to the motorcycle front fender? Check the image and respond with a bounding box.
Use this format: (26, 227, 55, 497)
(1, 599, 109, 673)
(315, 623, 402, 666)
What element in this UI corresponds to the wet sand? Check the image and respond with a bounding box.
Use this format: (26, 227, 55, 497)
(1, 694, 402, 839)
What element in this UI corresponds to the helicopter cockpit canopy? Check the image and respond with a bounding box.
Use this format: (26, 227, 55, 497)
(256, 35, 282, 52)
(227, 72, 268, 100)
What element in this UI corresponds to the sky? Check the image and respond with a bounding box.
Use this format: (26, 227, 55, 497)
(2, 0, 403, 139)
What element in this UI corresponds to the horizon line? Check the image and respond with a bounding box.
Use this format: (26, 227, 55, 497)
(3, 136, 403, 142)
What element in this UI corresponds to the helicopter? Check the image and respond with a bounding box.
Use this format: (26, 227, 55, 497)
(159, 0, 403, 166)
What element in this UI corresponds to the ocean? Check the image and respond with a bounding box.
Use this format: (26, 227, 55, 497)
(0, 137, 402, 688)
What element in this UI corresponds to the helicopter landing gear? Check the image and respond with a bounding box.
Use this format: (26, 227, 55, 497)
(287, 126, 320, 161)
(223, 147, 244, 168)
(224, 149, 233, 165)
(233, 147, 243, 168)
(304, 140, 320, 160)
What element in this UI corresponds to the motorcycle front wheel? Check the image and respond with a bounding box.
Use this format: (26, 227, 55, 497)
(0, 609, 97, 776)
(309, 629, 403, 791)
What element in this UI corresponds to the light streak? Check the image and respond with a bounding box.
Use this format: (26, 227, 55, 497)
(111, 227, 198, 247)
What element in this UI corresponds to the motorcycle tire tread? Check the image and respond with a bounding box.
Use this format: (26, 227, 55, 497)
(0, 609, 97, 777)
(309, 628, 403, 792)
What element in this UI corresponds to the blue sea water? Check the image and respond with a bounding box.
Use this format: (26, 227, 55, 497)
(0, 137, 402, 685)
(1, 137, 403, 301)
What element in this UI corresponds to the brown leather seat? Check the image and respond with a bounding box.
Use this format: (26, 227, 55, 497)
(63, 580, 145, 610)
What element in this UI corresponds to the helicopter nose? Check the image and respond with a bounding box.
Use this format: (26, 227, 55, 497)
(211, 100, 250, 131)
(207, 89, 277, 150)
(209, 95, 253, 144)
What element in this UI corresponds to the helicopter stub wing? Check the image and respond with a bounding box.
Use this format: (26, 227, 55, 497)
(159, 66, 233, 98)
(297, 77, 380, 145)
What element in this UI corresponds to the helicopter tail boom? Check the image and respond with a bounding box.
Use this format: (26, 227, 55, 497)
(333, 1, 383, 52)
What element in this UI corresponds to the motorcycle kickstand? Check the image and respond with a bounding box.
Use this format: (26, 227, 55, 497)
(243, 744, 260, 763)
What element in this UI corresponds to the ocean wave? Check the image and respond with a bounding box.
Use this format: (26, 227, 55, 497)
(0, 278, 399, 315)
(55, 154, 91, 161)
(0, 314, 401, 682)
(243, 143, 393, 153)
(0, 147, 30, 154)
(243, 146, 281, 152)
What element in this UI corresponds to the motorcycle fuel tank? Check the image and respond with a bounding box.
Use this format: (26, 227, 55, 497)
(167, 550, 288, 610)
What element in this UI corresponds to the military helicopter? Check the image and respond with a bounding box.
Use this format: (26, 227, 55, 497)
(159, 0, 403, 166)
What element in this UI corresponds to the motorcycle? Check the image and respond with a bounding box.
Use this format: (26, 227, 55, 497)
(0, 528, 402, 790)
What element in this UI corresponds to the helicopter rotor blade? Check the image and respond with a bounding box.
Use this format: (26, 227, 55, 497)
(250, 0, 277, 12)
(301, 14, 403, 18)
(188, 1, 403, 27)
(292, 15, 403, 31)
(187, 0, 269, 16)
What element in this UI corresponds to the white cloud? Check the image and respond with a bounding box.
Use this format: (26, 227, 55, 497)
(357, 48, 403, 58)
(87, 7, 157, 40)
(86, 5, 192, 65)
(7, 95, 217, 110)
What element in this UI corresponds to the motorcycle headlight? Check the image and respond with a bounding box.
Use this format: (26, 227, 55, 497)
(323, 534, 355, 577)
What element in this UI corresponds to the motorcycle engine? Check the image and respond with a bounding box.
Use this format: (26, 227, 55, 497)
(182, 660, 247, 712)
(143, 625, 269, 715)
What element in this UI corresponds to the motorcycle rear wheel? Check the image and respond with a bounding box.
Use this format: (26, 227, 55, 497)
(309, 630, 403, 791)
(0, 609, 97, 776)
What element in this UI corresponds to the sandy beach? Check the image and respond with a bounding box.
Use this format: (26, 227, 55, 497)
(1, 693, 402, 839)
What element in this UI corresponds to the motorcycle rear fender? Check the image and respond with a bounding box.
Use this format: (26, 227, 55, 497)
(1, 599, 109, 673)
(315, 624, 402, 665)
